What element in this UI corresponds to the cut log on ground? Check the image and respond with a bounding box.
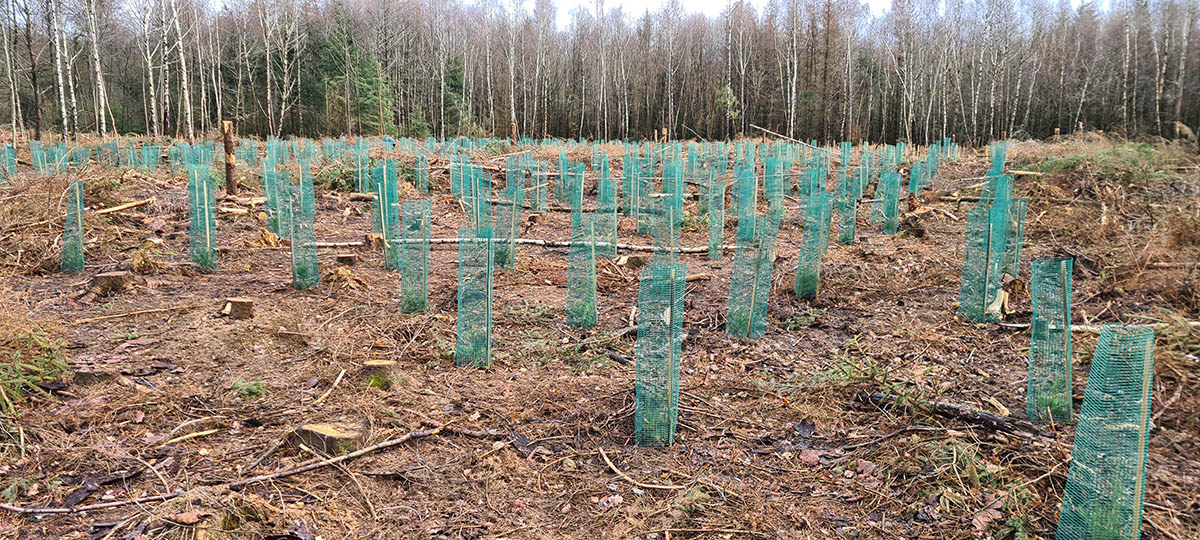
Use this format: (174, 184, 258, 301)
(335, 253, 358, 266)
(220, 297, 253, 320)
(294, 422, 367, 454)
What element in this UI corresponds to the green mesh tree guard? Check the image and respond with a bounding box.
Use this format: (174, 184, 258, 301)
(61, 179, 84, 273)
(566, 214, 598, 329)
(727, 213, 780, 339)
(401, 198, 432, 313)
(838, 172, 858, 245)
(354, 154, 372, 193)
(795, 191, 831, 299)
(0, 144, 15, 177)
(708, 180, 726, 260)
(187, 166, 218, 272)
(288, 182, 320, 290)
(622, 155, 641, 218)
(881, 171, 900, 235)
(262, 170, 291, 239)
(634, 259, 686, 447)
(1004, 198, 1029, 277)
(374, 169, 401, 270)
(414, 155, 430, 194)
(494, 181, 524, 268)
(958, 176, 1011, 323)
(532, 164, 548, 212)
(596, 158, 618, 259)
(1028, 257, 1074, 424)
(663, 161, 684, 227)
(764, 158, 785, 217)
(466, 166, 493, 227)
(140, 145, 160, 170)
(1056, 325, 1155, 540)
(734, 168, 758, 242)
(456, 226, 494, 367)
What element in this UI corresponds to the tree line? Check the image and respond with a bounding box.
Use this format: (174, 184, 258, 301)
(1, 0, 1197, 146)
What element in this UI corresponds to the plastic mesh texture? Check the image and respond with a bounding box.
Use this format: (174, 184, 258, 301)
(795, 191, 831, 299)
(140, 145, 160, 170)
(467, 166, 493, 227)
(727, 212, 780, 339)
(262, 170, 291, 239)
(456, 226, 494, 368)
(1004, 198, 1029, 277)
(566, 214, 599, 329)
(1027, 257, 1074, 424)
(414, 155, 430, 194)
(400, 198, 432, 313)
(881, 171, 900, 235)
(596, 158, 618, 259)
(837, 172, 858, 245)
(708, 180, 726, 260)
(494, 180, 525, 268)
(735, 168, 758, 242)
(1055, 325, 1155, 540)
(61, 179, 85, 274)
(288, 182, 320, 290)
(374, 168, 401, 270)
(634, 259, 686, 447)
(957, 175, 1012, 323)
(187, 166, 218, 272)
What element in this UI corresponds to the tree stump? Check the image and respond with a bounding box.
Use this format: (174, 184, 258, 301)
(361, 359, 407, 390)
(294, 422, 366, 454)
(221, 297, 253, 320)
(79, 271, 133, 302)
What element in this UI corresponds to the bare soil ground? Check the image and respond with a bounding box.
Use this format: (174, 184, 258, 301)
(0, 133, 1197, 540)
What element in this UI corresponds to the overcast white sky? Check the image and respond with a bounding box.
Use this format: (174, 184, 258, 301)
(550, 0, 894, 29)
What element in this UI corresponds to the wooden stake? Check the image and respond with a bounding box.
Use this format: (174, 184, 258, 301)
(223, 120, 237, 195)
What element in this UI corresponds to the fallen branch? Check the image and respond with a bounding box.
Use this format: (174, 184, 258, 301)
(0, 425, 448, 515)
(95, 197, 155, 215)
(598, 446, 687, 490)
(854, 392, 1053, 439)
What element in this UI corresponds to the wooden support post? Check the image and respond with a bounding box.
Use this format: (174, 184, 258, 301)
(223, 120, 237, 195)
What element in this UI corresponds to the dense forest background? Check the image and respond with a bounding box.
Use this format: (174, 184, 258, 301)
(2, 0, 1197, 145)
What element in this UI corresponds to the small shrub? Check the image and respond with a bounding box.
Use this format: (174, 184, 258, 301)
(231, 379, 265, 398)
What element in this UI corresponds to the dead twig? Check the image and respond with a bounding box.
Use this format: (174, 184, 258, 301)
(0, 424, 450, 515)
(597, 446, 687, 491)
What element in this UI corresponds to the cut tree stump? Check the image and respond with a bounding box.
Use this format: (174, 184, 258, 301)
(79, 271, 133, 302)
(71, 370, 115, 386)
(294, 422, 367, 454)
(335, 253, 358, 266)
(220, 297, 253, 320)
(360, 360, 406, 390)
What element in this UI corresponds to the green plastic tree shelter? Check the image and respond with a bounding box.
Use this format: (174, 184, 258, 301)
(288, 181, 320, 290)
(727, 213, 780, 339)
(456, 226, 494, 367)
(1027, 257, 1073, 424)
(400, 198, 432, 313)
(566, 214, 598, 329)
(1056, 325, 1155, 540)
(634, 259, 686, 447)
(61, 179, 85, 273)
(187, 166, 218, 272)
